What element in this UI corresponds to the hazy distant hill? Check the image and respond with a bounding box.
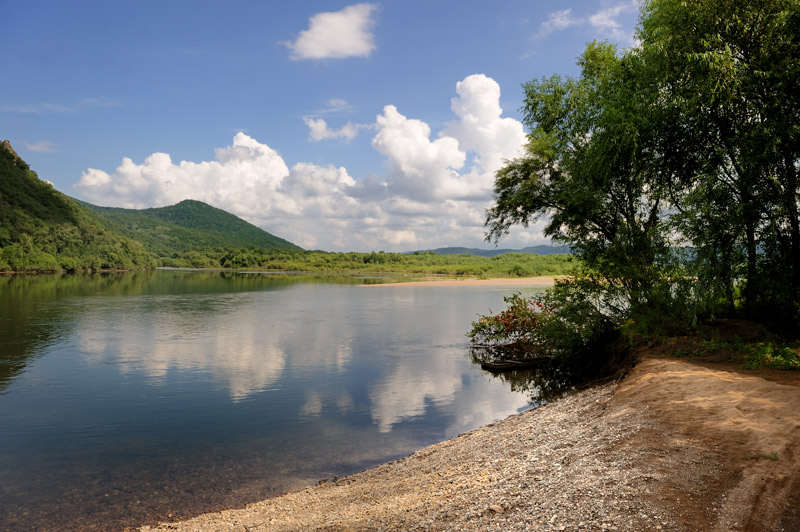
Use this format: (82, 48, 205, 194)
(409, 245, 570, 257)
(0, 141, 157, 271)
(83, 199, 302, 257)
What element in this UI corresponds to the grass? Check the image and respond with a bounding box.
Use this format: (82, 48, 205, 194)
(744, 451, 780, 461)
(656, 325, 800, 372)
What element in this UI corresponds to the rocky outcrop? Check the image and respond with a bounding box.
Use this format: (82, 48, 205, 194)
(1, 139, 27, 168)
(2, 139, 18, 157)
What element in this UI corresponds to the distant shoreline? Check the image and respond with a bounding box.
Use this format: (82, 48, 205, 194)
(367, 275, 560, 287)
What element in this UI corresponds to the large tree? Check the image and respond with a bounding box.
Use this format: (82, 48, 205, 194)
(639, 0, 800, 320)
(486, 41, 678, 313)
(488, 0, 800, 327)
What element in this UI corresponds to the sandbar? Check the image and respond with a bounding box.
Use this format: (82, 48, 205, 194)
(369, 275, 560, 287)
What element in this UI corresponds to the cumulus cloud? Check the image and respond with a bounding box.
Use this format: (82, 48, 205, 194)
(442, 74, 526, 180)
(372, 105, 467, 201)
(284, 3, 378, 60)
(370, 74, 525, 203)
(75, 74, 544, 251)
(78, 132, 291, 217)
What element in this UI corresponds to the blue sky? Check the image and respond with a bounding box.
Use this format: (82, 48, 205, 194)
(1, 1, 640, 251)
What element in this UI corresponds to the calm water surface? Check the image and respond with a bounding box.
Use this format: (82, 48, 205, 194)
(0, 270, 546, 531)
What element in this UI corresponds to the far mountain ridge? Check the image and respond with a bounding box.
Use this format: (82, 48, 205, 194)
(408, 245, 570, 257)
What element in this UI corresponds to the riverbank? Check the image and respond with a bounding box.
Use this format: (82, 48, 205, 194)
(368, 275, 560, 287)
(139, 352, 800, 532)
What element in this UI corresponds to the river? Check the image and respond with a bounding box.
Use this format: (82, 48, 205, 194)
(0, 270, 546, 531)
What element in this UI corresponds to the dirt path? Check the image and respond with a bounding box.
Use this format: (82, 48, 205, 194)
(139, 356, 800, 532)
(617, 357, 800, 531)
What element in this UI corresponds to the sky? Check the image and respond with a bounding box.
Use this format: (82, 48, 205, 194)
(1, 1, 641, 252)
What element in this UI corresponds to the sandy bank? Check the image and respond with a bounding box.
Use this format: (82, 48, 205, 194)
(139, 355, 799, 531)
(368, 276, 560, 287)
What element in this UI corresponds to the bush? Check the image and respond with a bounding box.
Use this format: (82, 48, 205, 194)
(741, 343, 800, 371)
(467, 293, 546, 350)
(469, 278, 629, 378)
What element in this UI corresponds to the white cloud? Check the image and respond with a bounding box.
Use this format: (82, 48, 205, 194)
(303, 117, 365, 142)
(1, 97, 120, 115)
(284, 3, 378, 60)
(533, 2, 638, 46)
(75, 75, 547, 251)
(372, 104, 467, 201)
(442, 74, 526, 180)
(319, 98, 353, 114)
(589, 3, 638, 43)
(535, 8, 582, 38)
(1, 103, 74, 114)
(78, 132, 291, 217)
(23, 140, 59, 152)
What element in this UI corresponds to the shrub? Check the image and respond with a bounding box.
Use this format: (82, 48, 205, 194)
(467, 293, 547, 350)
(469, 278, 629, 378)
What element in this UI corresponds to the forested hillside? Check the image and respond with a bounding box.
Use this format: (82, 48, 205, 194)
(0, 141, 157, 272)
(84, 199, 302, 257)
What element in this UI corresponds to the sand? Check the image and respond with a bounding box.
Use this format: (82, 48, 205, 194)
(138, 353, 800, 531)
(616, 357, 800, 530)
(367, 276, 560, 287)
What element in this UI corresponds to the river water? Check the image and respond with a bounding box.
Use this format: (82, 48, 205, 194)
(0, 270, 546, 531)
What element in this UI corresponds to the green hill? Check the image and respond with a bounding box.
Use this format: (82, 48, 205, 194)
(0, 141, 158, 272)
(83, 200, 302, 257)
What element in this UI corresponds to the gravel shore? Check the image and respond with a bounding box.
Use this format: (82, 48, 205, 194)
(140, 357, 799, 532)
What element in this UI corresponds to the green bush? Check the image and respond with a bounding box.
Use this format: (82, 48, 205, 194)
(741, 343, 800, 371)
(469, 278, 628, 377)
(468, 293, 546, 349)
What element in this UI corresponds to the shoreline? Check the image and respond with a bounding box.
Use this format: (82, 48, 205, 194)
(139, 355, 800, 531)
(367, 275, 560, 287)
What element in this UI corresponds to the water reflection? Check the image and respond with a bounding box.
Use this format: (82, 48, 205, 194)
(0, 271, 542, 532)
(75, 293, 289, 401)
(468, 345, 574, 404)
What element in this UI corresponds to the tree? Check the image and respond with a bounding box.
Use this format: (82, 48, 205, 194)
(488, 0, 800, 328)
(487, 41, 678, 315)
(639, 0, 800, 321)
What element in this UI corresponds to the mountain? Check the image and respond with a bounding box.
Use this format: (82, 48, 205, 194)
(83, 199, 302, 257)
(409, 245, 571, 257)
(1, 141, 300, 271)
(0, 140, 157, 271)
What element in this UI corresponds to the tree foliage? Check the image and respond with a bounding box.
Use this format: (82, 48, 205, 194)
(487, 0, 800, 331)
(162, 247, 575, 277)
(640, 0, 800, 321)
(487, 41, 679, 316)
(0, 145, 157, 272)
(84, 199, 301, 257)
